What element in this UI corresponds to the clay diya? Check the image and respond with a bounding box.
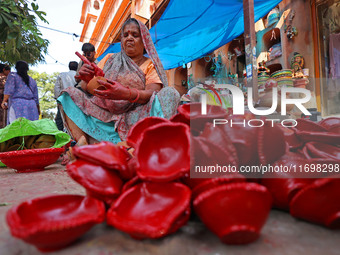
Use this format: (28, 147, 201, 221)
(200, 123, 239, 166)
(169, 112, 190, 126)
(216, 115, 259, 166)
(261, 151, 326, 210)
(107, 182, 191, 239)
(319, 117, 340, 134)
(72, 141, 131, 172)
(86, 76, 107, 95)
(290, 177, 340, 229)
(67, 159, 123, 205)
(177, 102, 229, 134)
(181, 172, 244, 190)
(319, 117, 340, 130)
(0, 147, 64, 173)
(257, 119, 286, 165)
(193, 182, 272, 245)
(126, 116, 169, 147)
(295, 118, 328, 132)
(303, 142, 340, 161)
(277, 125, 304, 150)
(191, 174, 245, 201)
(191, 136, 239, 178)
(136, 122, 190, 182)
(6, 194, 105, 252)
(293, 118, 340, 145)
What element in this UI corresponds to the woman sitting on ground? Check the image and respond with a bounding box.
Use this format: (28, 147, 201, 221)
(57, 18, 180, 145)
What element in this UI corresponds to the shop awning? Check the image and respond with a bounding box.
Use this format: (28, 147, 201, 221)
(97, 0, 282, 70)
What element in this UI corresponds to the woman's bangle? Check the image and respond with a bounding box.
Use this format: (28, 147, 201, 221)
(129, 88, 140, 103)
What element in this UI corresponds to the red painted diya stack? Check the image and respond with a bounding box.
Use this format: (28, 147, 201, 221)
(5, 104, 340, 252)
(106, 121, 192, 239)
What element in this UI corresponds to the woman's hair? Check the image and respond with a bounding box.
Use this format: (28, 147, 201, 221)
(121, 18, 140, 34)
(0, 64, 4, 73)
(15, 61, 30, 86)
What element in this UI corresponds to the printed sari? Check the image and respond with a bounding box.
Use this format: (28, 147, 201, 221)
(58, 20, 180, 143)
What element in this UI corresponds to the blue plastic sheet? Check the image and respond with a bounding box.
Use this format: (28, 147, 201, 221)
(98, 0, 282, 70)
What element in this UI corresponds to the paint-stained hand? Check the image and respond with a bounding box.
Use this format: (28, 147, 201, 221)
(94, 79, 130, 100)
(75, 64, 95, 83)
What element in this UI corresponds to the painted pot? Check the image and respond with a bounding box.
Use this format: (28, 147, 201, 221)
(177, 102, 229, 133)
(261, 152, 318, 210)
(107, 182, 191, 239)
(72, 141, 131, 172)
(126, 117, 169, 148)
(6, 195, 105, 252)
(191, 174, 245, 201)
(319, 117, 340, 130)
(303, 142, 340, 161)
(193, 182, 272, 245)
(136, 122, 190, 182)
(290, 177, 340, 229)
(0, 147, 64, 173)
(67, 159, 123, 205)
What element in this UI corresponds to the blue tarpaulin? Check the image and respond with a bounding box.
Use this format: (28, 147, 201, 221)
(97, 0, 282, 70)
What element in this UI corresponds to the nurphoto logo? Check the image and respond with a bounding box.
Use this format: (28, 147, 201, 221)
(199, 85, 312, 128)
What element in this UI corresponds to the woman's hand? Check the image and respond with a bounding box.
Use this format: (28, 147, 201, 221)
(1, 101, 8, 110)
(93, 79, 130, 100)
(75, 64, 95, 83)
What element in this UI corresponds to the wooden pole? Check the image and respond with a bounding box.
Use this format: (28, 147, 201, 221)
(243, 0, 258, 102)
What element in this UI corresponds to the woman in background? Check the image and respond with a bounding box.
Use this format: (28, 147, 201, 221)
(0, 63, 11, 128)
(1, 61, 40, 124)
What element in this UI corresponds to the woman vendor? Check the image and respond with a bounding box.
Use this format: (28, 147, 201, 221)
(58, 18, 180, 145)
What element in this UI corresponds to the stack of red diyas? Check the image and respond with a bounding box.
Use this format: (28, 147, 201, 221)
(6, 103, 340, 252)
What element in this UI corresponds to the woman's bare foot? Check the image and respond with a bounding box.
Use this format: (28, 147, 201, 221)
(76, 135, 88, 146)
(61, 136, 88, 165)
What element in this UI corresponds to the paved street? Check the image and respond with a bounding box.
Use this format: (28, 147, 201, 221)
(0, 160, 339, 255)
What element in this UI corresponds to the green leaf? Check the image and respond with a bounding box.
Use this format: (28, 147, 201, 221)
(0, 14, 12, 27)
(16, 34, 22, 49)
(7, 32, 18, 40)
(0, 7, 10, 13)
